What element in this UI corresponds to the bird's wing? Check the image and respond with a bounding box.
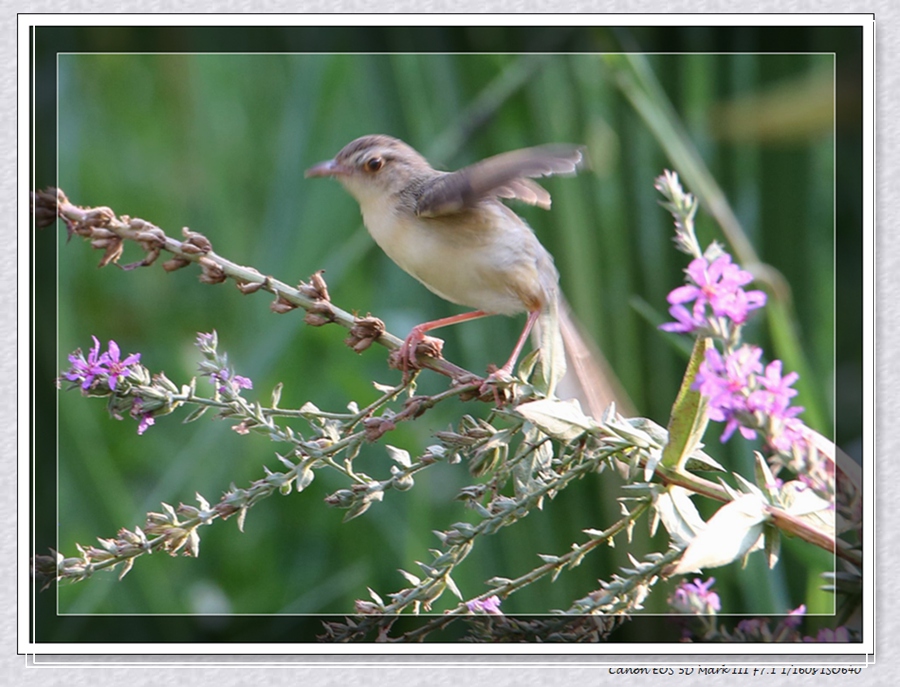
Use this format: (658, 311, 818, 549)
(415, 145, 586, 218)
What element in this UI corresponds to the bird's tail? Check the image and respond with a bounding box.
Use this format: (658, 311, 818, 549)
(537, 295, 634, 419)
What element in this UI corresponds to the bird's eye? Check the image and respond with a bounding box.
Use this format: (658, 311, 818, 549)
(365, 157, 384, 172)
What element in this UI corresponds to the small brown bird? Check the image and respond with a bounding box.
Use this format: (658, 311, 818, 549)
(305, 135, 585, 395)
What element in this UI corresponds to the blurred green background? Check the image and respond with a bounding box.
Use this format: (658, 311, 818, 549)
(32, 25, 862, 643)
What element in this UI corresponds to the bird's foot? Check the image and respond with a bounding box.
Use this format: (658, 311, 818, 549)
(396, 327, 444, 378)
(478, 365, 515, 406)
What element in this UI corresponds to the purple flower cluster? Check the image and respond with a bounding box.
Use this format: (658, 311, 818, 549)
(660, 255, 766, 334)
(693, 345, 806, 453)
(680, 600, 851, 642)
(659, 251, 807, 456)
(669, 577, 721, 615)
(64, 336, 153, 434)
(65, 336, 141, 391)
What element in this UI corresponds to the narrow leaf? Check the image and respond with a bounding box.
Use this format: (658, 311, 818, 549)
(763, 523, 781, 569)
(754, 451, 779, 502)
(118, 557, 134, 581)
(683, 449, 726, 473)
(654, 486, 706, 547)
(182, 405, 209, 424)
(385, 445, 412, 468)
(444, 574, 463, 600)
(296, 466, 315, 491)
(398, 569, 421, 586)
(271, 382, 283, 408)
(661, 337, 711, 470)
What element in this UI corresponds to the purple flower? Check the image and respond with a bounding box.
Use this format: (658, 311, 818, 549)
(693, 346, 808, 454)
(130, 398, 155, 435)
(694, 346, 763, 442)
(669, 577, 721, 614)
(232, 375, 253, 391)
(783, 604, 807, 629)
(212, 370, 253, 395)
(660, 255, 766, 334)
(749, 360, 800, 416)
(768, 412, 806, 453)
(718, 285, 767, 325)
(659, 302, 707, 333)
(137, 414, 155, 435)
(104, 340, 141, 391)
(466, 595, 503, 615)
(64, 336, 109, 390)
(748, 360, 807, 454)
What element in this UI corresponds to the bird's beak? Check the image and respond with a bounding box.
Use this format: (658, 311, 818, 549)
(305, 158, 352, 178)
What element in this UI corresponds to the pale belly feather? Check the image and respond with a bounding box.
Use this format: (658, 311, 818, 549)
(361, 200, 551, 315)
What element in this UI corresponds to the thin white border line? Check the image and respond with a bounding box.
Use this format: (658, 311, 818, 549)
(49, 48, 842, 622)
(54, 41, 61, 634)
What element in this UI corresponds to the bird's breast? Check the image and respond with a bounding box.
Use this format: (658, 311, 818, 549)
(359, 199, 555, 315)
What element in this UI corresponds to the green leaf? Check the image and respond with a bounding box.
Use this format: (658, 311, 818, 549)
(398, 569, 421, 586)
(780, 481, 835, 536)
(672, 494, 768, 574)
(385, 444, 412, 468)
(515, 398, 597, 443)
(270, 382, 283, 408)
(516, 347, 541, 384)
(763, 522, 781, 569)
(653, 486, 706, 547)
(625, 416, 665, 440)
(367, 587, 384, 606)
(661, 337, 711, 471)
(444, 573, 463, 600)
(754, 451, 780, 502)
(682, 449, 726, 474)
(182, 405, 209, 424)
(296, 466, 315, 492)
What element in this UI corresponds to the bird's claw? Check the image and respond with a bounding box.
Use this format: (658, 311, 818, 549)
(397, 329, 444, 378)
(478, 366, 515, 406)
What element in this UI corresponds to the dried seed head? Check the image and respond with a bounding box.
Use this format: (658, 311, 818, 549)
(298, 270, 331, 301)
(181, 227, 212, 253)
(344, 315, 385, 353)
(163, 257, 191, 272)
(97, 237, 125, 268)
(271, 295, 298, 314)
(198, 257, 226, 284)
(310, 270, 330, 301)
(304, 301, 335, 325)
(236, 280, 265, 294)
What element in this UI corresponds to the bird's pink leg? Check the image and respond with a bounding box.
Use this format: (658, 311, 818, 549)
(479, 310, 540, 393)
